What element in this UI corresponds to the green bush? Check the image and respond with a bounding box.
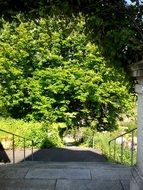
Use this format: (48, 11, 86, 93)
(109, 142, 137, 166)
(82, 127, 137, 166)
(0, 117, 63, 148)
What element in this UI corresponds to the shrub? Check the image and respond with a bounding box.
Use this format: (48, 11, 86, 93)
(0, 117, 63, 148)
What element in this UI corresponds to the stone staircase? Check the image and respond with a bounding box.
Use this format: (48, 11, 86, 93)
(0, 161, 132, 190)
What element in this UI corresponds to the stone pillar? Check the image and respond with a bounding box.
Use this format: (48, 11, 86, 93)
(129, 61, 143, 190)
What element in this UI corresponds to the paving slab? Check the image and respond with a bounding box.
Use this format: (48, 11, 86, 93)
(55, 179, 123, 190)
(91, 168, 132, 180)
(25, 168, 91, 180)
(0, 179, 56, 190)
(120, 180, 130, 190)
(0, 167, 29, 179)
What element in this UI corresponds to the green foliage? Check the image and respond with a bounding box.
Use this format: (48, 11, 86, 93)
(109, 142, 137, 166)
(0, 14, 134, 132)
(82, 128, 111, 154)
(82, 128, 137, 165)
(0, 117, 63, 148)
(124, 120, 137, 132)
(85, 3, 143, 67)
(0, 0, 142, 67)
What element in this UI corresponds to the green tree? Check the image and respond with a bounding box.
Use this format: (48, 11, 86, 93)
(0, 15, 134, 132)
(0, 0, 142, 68)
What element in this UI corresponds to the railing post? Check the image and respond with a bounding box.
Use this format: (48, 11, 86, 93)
(114, 140, 116, 161)
(131, 130, 134, 166)
(109, 142, 111, 158)
(108, 128, 137, 166)
(23, 138, 26, 161)
(31, 140, 34, 161)
(12, 134, 15, 164)
(121, 136, 124, 164)
(0, 129, 34, 164)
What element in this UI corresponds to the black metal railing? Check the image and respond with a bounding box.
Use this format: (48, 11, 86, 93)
(0, 129, 34, 163)
(109, 128, 137, 166)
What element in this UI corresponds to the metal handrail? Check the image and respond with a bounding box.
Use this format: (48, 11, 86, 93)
(0, 128, 34, 163)
(109, 128, 137, 166)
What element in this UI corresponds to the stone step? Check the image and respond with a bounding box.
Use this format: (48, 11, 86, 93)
(55, 179, 129, 190)
(0, 179, 129, 190)
(0, 179, 130, 190)
(0, 179, 55, 190)
(3, 161, 131, 169)
(0, 161, 131, 190)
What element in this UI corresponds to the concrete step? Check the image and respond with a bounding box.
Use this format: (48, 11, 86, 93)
(0, 179, 55, 190)
(0, 161, 131, 190)
(0, 179, 129, 190)
(4, 160, 130, 167)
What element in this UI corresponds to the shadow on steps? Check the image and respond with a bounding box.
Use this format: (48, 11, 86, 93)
(22, 147, 107, 162)
(0, 142, 10, 163)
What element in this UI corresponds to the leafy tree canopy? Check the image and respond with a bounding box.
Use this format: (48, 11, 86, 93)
(0, 0, 142, 69)
(0, 15, 134, 131)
